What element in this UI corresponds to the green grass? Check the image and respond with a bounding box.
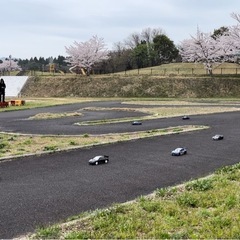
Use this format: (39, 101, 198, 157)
(35, 226, 61, 239)
(32, 163, 240, 239)
(111, 62, 240, 76)
(43, 145, 58, 151)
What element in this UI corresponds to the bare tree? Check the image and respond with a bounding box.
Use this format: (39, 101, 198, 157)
(229, 12, 240, 62)
(124, 28, 165, 49)
(65, 35, 109, 75)
(141, 27, 165, 44)
(124, 32, 141, 49)
(141, 27, 152, 44)
(229, 13, 240, 48)
(141, 27, 165, 65)
(112, 41, 126, 56)
(231, 12, 240, 23)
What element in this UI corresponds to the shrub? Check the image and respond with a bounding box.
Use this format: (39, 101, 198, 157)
(0, 142, 9, 149)
(43, 145, 58, 151)
(176, 192, 199, 207)
(185, 179, 214, 191)
(35, 226, 60, 239)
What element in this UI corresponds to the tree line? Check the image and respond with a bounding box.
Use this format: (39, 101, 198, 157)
(17, 56, 69, 73)
(16, 27, 179, 74)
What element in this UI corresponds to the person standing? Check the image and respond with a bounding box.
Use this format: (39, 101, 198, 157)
(0, 78, 6, 102)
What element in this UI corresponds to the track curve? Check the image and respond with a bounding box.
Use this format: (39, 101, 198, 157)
(0, 101, 240, 238)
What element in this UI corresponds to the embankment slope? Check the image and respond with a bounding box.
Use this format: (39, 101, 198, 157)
(20, 75, 240, 98)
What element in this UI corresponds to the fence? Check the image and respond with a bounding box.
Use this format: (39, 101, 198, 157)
(2, 67, 240, 77)
(113, 67, 240, 76)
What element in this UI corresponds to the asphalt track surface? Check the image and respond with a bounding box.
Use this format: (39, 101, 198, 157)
(0, 101, 240, 238)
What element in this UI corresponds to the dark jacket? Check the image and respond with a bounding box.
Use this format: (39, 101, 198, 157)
(0, 79, 6, 94)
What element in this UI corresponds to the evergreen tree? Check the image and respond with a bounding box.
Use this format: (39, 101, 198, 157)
(153, 34, 179, 64)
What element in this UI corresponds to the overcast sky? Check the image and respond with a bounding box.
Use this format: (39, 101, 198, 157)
(1, 0, 239, 59)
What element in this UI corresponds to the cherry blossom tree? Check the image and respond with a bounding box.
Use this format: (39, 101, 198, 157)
(179, 27, 237, 75)
(229, 12, 240, 57)
(0, 57, 21, 73)
(65, 35, 109, 75)
(179, 13, 240, 75)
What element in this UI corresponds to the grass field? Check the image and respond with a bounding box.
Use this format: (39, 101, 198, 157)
(111, 62, 240, 76)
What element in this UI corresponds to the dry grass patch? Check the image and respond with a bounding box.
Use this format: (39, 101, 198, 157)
(28, 112, 82, 120)
(142, 106, 240, 117)
(123, 99, 240, 106)
(78, 105, 240, 125)
(0, 125, 207, 159)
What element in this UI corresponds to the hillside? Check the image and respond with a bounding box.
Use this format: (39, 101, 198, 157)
(20, 74, 240, 98)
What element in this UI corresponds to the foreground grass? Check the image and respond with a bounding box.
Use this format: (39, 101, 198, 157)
(32, 163, 240, 239)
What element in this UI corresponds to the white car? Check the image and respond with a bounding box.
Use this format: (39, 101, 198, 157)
(132, 121, 142, 125)
(171, 147, 187, 156)
(182, 115, 190, 120)
(212, 134, 224, 140)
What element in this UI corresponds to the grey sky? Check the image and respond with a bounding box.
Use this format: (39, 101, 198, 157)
(1, 0, 239, 59)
